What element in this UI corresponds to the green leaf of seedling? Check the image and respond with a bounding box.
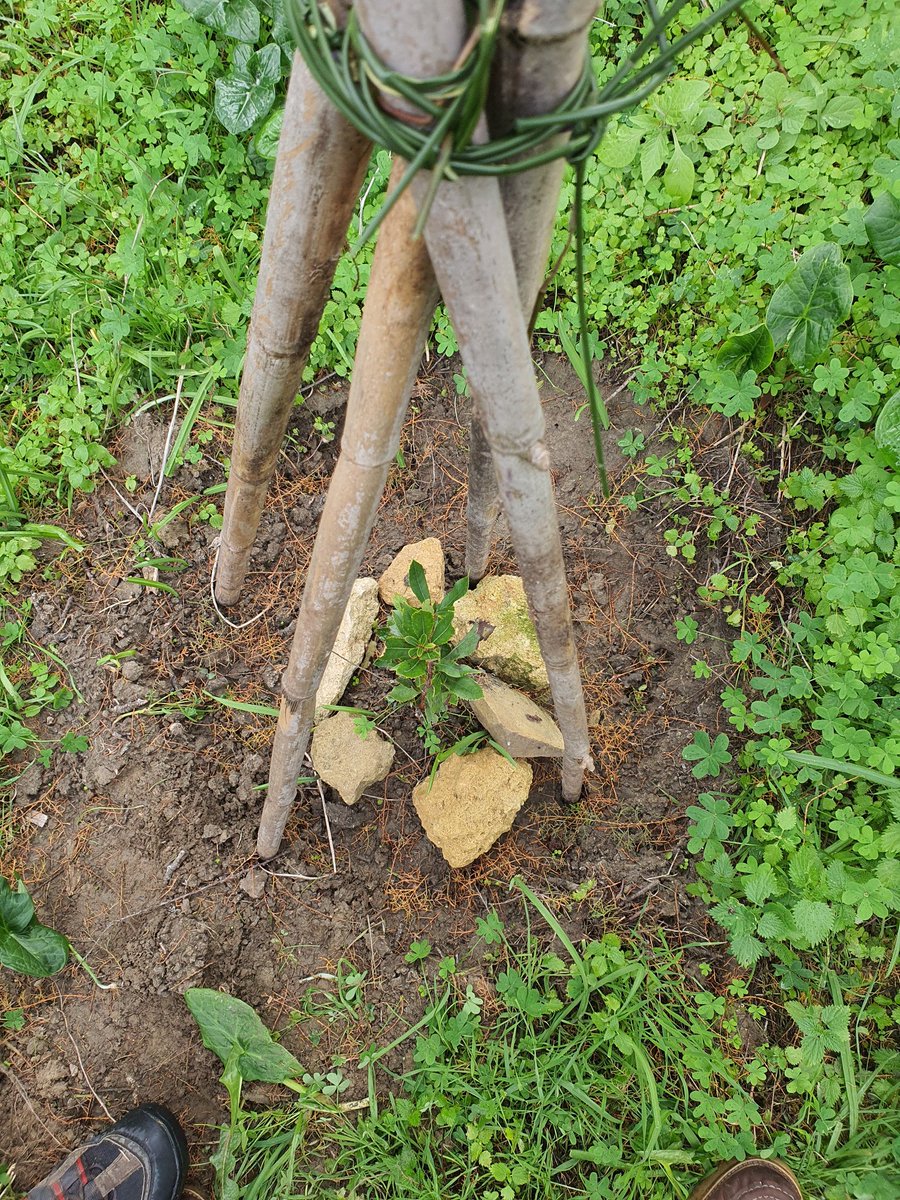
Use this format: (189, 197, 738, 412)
(453, 624, 482, 660)
(214, 44, 282, 135)
(440, 575, 470, 612)
(185, 988, 303, 1083)
(765, 243, 853, 369)
(864, 192, 900, 265)
(388, 683, 419, 706)
(252, 104, 283, 160)
(124, 577, 180, 596)
(179, 0, 260, 41)
(663, 138, 694, 205)
(874, 391, 900, 458)
(716, 324, 775, 374)
(596, 119, 642, 169)
(682, 732, 732, 779)
(445, 675, 483, 702)
(406, 560, 430, 605)
(791, 899, 834, 946)
(0, 879, 69, 978)
(404, 939, 431, 964)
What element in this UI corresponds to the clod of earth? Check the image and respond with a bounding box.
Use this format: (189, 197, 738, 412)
(314, 577, 379, 718)
(451, 575, 549, 696)
(469, 672, 564, 758)
(377, 537, 445, 606)
(412, 747, 532, 868)
(311, 710, 395, 805)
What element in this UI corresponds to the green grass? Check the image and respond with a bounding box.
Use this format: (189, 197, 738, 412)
(2, 0, 899, 1192)
(193, 884, 899, 1200)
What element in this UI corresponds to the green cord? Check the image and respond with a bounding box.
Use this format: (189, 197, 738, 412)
(574, 159, 609, 498)
(287, 0, 746, 492)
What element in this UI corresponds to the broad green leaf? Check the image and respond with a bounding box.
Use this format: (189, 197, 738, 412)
(407, 560, 430, 605)
(655, 79, 710, 125)
(874, 391, 900, 457)
(640, 128, 668, 184)
(597, 121, 643, 170)
(0, 877, 34, 932)
(864, 192, 900, 266)
(0, 879, 69, 978)
(252, 105, 283, 160)
(791, 899, 834, 946)
(765, 243, 853, 369)
(179, 0, 260, 42)
(446, 675, 483, 702)
(214, 44, 282, 135)
(730, 931, 767, 968)
(0, 923, 69, 977)
(821, 94, 863, 130)
(716, 324, 774, 374)
(663, 140, 694, 205)
(453, 623, 482, 660)
(185, 988, 303, 1082)
(701, 124, 733, 152)
(744, 864, 778, 907)
(440, 575, 469, 612)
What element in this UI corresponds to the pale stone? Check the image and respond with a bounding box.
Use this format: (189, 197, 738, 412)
(412, 748, 532, 868)
(239, 868, 267, 899)
(314, 578, 379, 718)
(469, 672, 564, 758)
(311, 711, 395, 806)
(452, 575, 549, 695)
(378, 538, 445, 606)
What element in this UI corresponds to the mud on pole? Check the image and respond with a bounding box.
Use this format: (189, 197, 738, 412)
(214, 49, 371, 609)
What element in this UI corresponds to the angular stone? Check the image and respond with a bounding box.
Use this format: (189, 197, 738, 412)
(311, 711, 395, 806)
(378, 538, 445, 606)
(412, 748, 532, 868)
(469, 673, 564, 758)
(239, 868, 267, 900)
(315, 578, 379, 718)
(452, 575, 549, 695)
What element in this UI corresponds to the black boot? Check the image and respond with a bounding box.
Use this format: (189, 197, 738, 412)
(26, 1104, 187, 1200)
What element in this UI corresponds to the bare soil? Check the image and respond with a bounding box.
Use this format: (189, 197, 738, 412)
(0, 355, 755, 1190)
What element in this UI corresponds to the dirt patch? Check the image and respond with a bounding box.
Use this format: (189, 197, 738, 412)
(0, 355, 759, 1188)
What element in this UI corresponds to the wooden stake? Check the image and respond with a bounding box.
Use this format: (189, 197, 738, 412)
(466, 0, 598, 581)
(214, 51, 371, 608)
(257, 168, 439, 857)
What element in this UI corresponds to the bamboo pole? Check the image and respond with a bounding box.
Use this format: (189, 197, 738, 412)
(214, 49, 372, 609)
(465, 0, 598, 581)
(357, 0, 594, 802)
(257, 168, 440, 857)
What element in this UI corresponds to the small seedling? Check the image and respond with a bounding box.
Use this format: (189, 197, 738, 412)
(404, 938, 432, 964)
(376, 561, 483, 753)
(682, 731, 732, 779)
(0, 877, 116, 988)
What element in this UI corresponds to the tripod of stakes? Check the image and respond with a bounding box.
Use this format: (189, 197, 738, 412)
(215, 0, 604, 858)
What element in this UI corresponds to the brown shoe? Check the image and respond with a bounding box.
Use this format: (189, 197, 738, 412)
(690, 1159, 802, 1200)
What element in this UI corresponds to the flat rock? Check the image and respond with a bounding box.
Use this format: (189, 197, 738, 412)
(315, 578, 379, 718)
(378, 538, 445, 606)
(412, 748, 532, 868)
(452, 575, 549, 695)
(311, 711, 395, 806)
(469, 672, 563, 758)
